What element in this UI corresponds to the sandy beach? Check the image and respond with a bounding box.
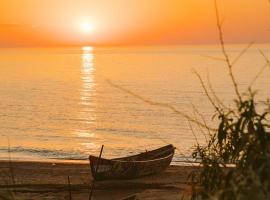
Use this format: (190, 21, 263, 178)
(0, 161, 197, 199)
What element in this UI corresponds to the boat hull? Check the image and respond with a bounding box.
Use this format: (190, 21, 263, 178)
(89, 144, 175, 180)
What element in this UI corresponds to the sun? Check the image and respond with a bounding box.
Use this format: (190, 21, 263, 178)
(80, 22, 94, 34)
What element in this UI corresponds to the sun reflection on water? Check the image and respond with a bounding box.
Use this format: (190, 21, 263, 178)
(81, 46, 95, 97)
(77, 46, 96, 148)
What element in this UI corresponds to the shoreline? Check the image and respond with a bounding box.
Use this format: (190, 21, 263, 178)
(0, 158, 198, 166)
(0, 160, 197, 199)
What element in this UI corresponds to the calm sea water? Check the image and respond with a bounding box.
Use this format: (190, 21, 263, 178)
(0, 44, 269, 163)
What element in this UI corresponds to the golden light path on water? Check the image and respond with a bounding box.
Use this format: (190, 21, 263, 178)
(78, 46, 97, 151)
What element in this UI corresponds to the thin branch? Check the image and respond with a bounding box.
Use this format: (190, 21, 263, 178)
(191, 104, 209, 143)
(189, 101, 212, 139)
(187, 120, 199, 146)
(193, 70, 221, 113)
(206, 70, 229, 111)
(201, 36, 253, 66)
(249, 63, 268, 88)
(249, 50, 270, 88)
(231, 42, 254, 66)
(68, 176, 72, 200)
(107, 79, 217, 131)
(214, 0, 242, 103)
(259, 50, 270, 67)
(7, 138, 15, 185)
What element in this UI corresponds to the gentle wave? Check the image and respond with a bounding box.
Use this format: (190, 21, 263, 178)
(0, 147, 87, 160)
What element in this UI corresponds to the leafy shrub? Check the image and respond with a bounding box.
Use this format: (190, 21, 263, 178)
(191, 90, 270, 199)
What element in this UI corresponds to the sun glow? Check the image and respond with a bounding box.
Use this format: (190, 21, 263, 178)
(80, 22, 95, 34)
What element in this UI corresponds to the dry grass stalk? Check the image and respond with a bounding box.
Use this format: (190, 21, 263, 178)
(214, 0, 242, 103)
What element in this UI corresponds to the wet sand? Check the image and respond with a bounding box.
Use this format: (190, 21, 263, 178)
(0, 161, 198, 199)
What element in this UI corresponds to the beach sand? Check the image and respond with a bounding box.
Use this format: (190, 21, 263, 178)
(0, 161, 197, 199)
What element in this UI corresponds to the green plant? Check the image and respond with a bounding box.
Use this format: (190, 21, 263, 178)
(191, 91, 270, 199)
(190, 1, 270, 199)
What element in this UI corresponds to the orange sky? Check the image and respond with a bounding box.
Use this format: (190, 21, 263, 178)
(0, 0, 269, 46)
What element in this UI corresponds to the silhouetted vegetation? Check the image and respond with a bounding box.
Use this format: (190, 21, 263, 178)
(191, 90, 270, 199)
(190, 1, 270, 199)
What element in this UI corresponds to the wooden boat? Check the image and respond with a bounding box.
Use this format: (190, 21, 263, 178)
(89, 144, 175, 180)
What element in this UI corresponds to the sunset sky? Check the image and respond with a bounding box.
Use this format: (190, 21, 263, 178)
(0, 0, 269, 47)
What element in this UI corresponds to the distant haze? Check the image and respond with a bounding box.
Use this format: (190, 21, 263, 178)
(0, 0, 269, 46)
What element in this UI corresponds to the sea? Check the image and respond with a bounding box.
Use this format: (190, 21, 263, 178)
(0, 44, 269, 164)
